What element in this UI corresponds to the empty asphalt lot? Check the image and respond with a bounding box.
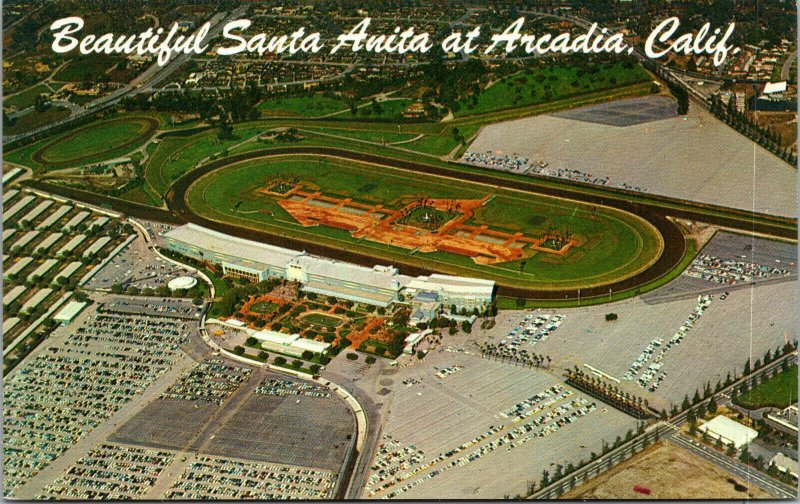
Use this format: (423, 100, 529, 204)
(468, 96, 796, 218)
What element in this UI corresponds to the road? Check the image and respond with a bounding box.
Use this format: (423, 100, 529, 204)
(3, 7, 245, 145)
(668, 431, 796, 499)
(531, 351, 798, 499)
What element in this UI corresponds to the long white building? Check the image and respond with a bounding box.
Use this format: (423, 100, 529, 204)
(164, 224, 495, 308)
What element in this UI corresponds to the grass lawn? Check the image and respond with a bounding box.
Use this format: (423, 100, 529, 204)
(54, 55, 124, 82)
(251, 300, 279, 314)
(4, 84, 52, 110)
(300, 312, 343, 328)
(734, 366, 798, 409)
(4, 106, 71, 135)
(144, 124, 265, 196)
(455, 61, 650, 117)
(304, 127, 419, 144)
(259, 94, 350, 117)
(187, 155, 663, 290)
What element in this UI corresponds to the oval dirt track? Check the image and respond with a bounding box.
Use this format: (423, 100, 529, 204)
(166, 147, 691, 302)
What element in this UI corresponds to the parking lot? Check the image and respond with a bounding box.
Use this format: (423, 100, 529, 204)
(475, 280, 795, 411)
(164, 454, 337, 499)
(466, 96, 796, 217)
(203, 375, 354, 472)
(369, 349, 636, 499)
(37, 443, 176, 500)
(3, 304, 194, 498)
(644, 232, 796, 303)
(103, 296, 205, 320)
(86, 235, 194, 291)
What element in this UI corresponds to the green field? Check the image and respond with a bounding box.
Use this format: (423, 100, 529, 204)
(4, 84, 53, 110)
(186, 155, 663, 290)
(251, 300, 279, 314)
(258, 95, 350, 117)
(54, 55, 125, 82)
(734, 366, 798, 409)
(4, 106, 71, 136)
(301, 312, 343, 328)
(456, 61, 651, 117)
(31, 115, 159, 169)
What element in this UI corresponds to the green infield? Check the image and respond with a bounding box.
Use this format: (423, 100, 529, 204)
(733, 366, 798, 409)
(30, 115, 159, 169)
(186, 155, 664, 290)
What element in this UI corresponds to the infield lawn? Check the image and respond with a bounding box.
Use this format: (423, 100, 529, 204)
(186, 155, 664, 290)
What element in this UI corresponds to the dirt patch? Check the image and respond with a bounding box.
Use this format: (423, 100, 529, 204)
(561, 442, 774, 499)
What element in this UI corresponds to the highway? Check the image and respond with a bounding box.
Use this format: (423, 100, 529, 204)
(3, 7, 245, 145)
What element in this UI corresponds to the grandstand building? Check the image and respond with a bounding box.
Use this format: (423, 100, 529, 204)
(164, 224, 496, 308)
(404, 274, 496, 310)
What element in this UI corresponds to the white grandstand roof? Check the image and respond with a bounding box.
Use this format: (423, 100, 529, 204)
(407, 273, 495, 295)
(290, 255, 405, 291)
(164, 224, 303, 269)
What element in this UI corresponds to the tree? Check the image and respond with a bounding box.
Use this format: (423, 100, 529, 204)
(291, 359, 302, 369)
(605, 313, 618, 322)
(310, 364, 321, 375)
(258, 351, 269, 360)
(245, 336, 258, 346)
(233, 345, 245, 355)
(365, 355, 377, 365)
(301, 350, 314, 360)
(274, 356, 287, 366)
(540, 469, 550, 488)
(346, 352, 358, 360)
(707, 395, 718, 414)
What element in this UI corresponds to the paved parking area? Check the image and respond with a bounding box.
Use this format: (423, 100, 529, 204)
(203, 388, 354, 472)
(86, 235, 193, 291)
(644, 232, 796, 303)
(3, 303, 193, 498)
(368, 350, 636, 499)
(476, 281, 795, 411)
(467, 97, 796, 217)
(552, 95, 678, 127)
